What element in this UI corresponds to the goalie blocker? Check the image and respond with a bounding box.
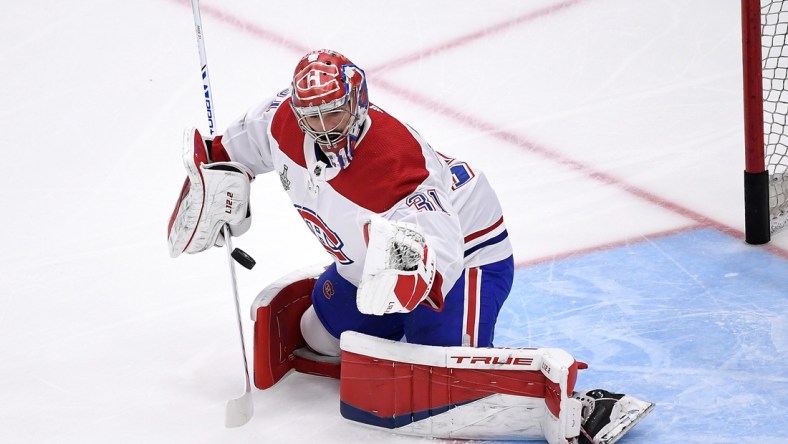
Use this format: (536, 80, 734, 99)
(251, 268, 653, 443)
(167, 127, 254, 258)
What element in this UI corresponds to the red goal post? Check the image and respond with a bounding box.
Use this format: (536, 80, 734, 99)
(742, 0, 788, 244)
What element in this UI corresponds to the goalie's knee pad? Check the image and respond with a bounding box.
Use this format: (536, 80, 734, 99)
(300, 306, 340, 357)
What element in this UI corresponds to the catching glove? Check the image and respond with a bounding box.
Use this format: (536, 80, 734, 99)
(356, 216, 437, 315)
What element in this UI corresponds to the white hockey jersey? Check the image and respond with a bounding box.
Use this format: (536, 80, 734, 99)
(214, 89, 512, 308)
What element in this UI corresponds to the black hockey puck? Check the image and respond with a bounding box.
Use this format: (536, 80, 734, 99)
(231, 248, 256, 270)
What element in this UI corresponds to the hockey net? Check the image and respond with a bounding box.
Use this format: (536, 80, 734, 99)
(759, 0, 788, 233)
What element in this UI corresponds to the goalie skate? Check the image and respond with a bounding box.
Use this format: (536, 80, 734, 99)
(575, 389, 654, 444)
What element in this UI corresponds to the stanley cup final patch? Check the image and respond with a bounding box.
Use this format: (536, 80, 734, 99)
(279, 164, 291, 190)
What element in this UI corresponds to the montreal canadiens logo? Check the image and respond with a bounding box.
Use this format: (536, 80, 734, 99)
(322, 280, 335, 300)
(294, 62, 340, 101)
(295, 205, 353, 265)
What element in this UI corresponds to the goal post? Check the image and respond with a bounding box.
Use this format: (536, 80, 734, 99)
(742, 0, 769, 244)
(742, 0, 788, 244)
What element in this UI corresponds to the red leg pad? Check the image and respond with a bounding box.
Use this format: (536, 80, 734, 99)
(253, 278, 315, 389)
(338, 331, 583, 439)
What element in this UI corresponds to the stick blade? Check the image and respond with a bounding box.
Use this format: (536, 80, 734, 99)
(225, 392, 254, 428)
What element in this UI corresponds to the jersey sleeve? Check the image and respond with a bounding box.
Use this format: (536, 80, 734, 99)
(215, 90, 290, 175)
(383, 150, 465, 310)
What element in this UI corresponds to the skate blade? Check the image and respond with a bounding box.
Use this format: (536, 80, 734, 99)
(598, 401, 655, 444)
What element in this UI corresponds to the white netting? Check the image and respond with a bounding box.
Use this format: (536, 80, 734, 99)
(762, 0, 788, 232)
(387, 225, 425, 272)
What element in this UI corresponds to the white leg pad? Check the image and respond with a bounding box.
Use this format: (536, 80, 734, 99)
(339, 331, 583, 443)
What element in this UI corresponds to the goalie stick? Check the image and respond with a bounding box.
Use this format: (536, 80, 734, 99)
(190, 0, 254, 427)
(221, 227, 254, 427)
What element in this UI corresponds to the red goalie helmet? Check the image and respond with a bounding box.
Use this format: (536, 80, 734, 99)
(290, 49, 369, 169)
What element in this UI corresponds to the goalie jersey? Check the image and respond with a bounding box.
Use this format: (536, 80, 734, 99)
(212, 89, 513, 308)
